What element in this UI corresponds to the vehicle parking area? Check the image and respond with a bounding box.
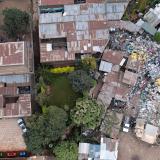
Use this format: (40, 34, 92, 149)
(118, 133, 160, 160)
(0, 118, 27, 152)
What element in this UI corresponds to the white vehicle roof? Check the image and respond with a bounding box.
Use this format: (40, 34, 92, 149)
(123, 127, 129, 132)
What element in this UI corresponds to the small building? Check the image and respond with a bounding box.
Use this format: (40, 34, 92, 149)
(100, 137, 118, 160)
(78, 137, 119, 160)
(98, 71, 129, 109)
(141, 22, 157, 36)
(135, 118, 145, 138)
(0, 41, 33, 75)
(122, 70, 138, 86)
(99, 61, 113, 73)
(144, 3, 160, 27)
(99, 50, 125, 73)
(142, 124, 159, 144)
(135, 120, 159, 144)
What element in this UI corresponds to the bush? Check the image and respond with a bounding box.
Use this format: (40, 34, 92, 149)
(54, 141, 78, 160)
(81, 56, 97, 71)
(50, 66, 74, 74)
(68, 70, 95, 94)
(154, 32, 160, 43)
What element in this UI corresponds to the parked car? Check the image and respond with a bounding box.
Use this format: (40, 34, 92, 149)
(19, 151, 28, 157)
(17, 118, 27, 133)
(7, 152, 16, 157)
(123, 116, 131, 133)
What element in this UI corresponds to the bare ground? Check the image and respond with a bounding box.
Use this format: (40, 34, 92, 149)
(118, 133, 160, 160)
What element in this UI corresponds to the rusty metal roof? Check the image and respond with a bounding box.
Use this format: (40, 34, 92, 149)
(39, 2, 129, 62)
(0, 41, 33, 75)
(122, 70, 138, 86)
(102, 50, 124, 65)
(0, 93, 31, 118)
(39, 0, 104, 6)
(0, 42, 24, 66)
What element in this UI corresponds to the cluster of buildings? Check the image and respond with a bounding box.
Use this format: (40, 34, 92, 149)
(1, 0, 160, 159)
(38, 0, 130, 65)
(136, 4, 160, 35)
(0, 41, 34, 155)
(95, 28, 160, 146)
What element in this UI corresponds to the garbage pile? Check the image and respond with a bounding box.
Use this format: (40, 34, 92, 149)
(109, 29, 160, 127)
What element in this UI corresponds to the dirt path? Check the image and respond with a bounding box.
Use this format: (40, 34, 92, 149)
(118, 133, 160, 160)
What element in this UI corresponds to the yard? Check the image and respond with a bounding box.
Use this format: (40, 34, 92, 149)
(48, 75, 81, 108)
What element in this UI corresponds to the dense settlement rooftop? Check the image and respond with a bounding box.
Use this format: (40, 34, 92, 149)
(39, 0, 129, 63)
(0, 41, 33, 118)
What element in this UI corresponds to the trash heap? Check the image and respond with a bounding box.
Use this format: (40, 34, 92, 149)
(109, 29, 160, 127)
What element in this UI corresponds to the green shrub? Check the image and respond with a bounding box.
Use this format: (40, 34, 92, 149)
(154, 32, 160, 43)
(50, 66, 74, 74)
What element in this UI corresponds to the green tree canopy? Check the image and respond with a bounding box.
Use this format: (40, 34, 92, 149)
(25, 106, 68, 154)
(68, 70, 95, 94)
(71, 98, 103, 129)
(2, 8, 30, 38)
(54, 141, 78, 160)
(81, 56, 97, 71)
(154, 32, 160, 44)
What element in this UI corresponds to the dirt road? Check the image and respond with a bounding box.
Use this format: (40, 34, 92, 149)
(118, 133, 160, 160)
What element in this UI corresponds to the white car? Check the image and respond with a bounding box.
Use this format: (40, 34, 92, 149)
(123, 116, 130, 133)
(17, 118, 27, 133)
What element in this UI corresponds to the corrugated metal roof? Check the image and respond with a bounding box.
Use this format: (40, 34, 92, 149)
(99, 60, 113, 73)
(0, 42, 24, 66)
(0, 74, 30, 84)
(142, 22, 157, 35)
(39, 2, 129, 62)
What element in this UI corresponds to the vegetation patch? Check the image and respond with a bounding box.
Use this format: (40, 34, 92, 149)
(48, 75, 81, 108)
(2, 8, 30, 39)
(123, 0, 160, 21)
(154, 32, 160, 43)
(50, 66, 75, 74)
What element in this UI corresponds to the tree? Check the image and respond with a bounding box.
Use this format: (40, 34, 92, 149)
(2, 8, 30, 38)
(25, 106, 68, 154)
(71, 98, 103, 129)
(54, 141, 78, 160)
(81, 56, 96, 71)
(68, 70, 95, 94)
(154, 32, 160, 44)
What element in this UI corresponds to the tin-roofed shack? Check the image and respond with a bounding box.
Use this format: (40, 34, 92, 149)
(39, 1, 129, 64)
(0, 41, 33, 75)
(78, 137, 119, 160)
(0, 41, 33, 118)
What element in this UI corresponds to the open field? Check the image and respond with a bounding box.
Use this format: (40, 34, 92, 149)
(118, 133, 160, 160)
